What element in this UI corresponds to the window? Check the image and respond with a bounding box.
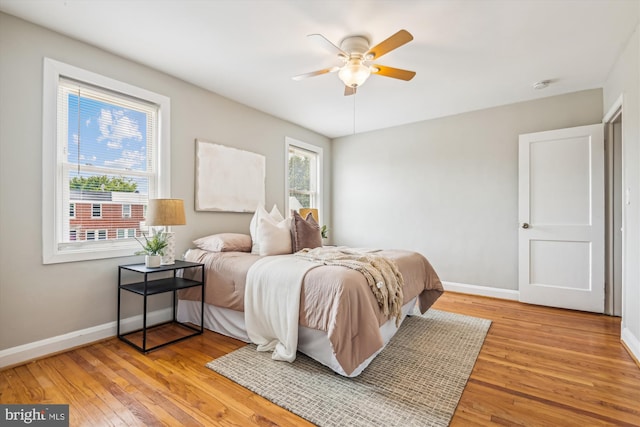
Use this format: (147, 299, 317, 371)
(43, 58, 170, 264)
(117, 228, 136, 239)
(86, 229, 107, 241)
(286, 137, 322, 218)
(91, 204, 102, 218)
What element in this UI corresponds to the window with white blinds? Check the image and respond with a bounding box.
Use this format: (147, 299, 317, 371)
(43, 58, 171, 264)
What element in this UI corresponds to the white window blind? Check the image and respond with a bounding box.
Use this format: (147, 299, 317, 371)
(58, 77, 157, 245)
(43, 58, 171, 264)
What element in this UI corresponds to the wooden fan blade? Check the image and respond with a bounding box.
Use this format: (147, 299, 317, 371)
(292, 67, 340, 81)
(372, 65, 416, 81)
(344, 86, 357, 96)
(308, 34, 348, 58)
(366, 29, 413, 60)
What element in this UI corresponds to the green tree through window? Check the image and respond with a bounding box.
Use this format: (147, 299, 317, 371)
(288, 153, 311, 207)
(70, 175, 137, 192)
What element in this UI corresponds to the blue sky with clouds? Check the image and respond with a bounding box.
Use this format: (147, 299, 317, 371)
(67, 94, 147, 171)
(67, 94, 149, 193)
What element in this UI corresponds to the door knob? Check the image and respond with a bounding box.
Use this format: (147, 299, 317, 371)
(522, 223, 530, 229)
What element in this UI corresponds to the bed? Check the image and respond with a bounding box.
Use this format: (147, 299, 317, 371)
(177, 245, 443, 377)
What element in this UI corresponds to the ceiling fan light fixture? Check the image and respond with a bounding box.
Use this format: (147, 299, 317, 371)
(338, 59, 371, 88)
(294, 30, 416, 95)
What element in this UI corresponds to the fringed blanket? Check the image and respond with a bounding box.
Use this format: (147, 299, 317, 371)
(295, 246, 405, 326)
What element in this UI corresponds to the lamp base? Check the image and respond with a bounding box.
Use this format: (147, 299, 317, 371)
(161, 231, 176, 265)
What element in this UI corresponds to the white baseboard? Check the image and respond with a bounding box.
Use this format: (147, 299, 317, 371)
(621, 326, 640, 365)
(0, 308, 172, 369)
(442, 281, 520, 301)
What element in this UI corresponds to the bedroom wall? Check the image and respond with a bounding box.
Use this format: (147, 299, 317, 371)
(603, 17, 640, 362)
(331, 90, 603, 293)
(0, 13, 331, 353)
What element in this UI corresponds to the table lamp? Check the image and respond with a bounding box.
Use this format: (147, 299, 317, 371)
(145, 198, 186, 265)
(299, 208, 319, 222)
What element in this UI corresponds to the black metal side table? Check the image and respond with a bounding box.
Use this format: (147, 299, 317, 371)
(117, 260, 205, 353)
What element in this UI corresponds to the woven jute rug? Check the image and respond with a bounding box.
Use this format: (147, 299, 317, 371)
(206, 309, 491, 427)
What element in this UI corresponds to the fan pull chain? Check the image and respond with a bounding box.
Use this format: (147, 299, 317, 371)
(352, 90, 356, 135)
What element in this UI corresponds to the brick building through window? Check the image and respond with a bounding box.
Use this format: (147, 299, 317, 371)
(68, 190, 147, 241)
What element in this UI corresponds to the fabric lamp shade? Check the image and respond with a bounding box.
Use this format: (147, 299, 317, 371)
(299, 208, 319, 223)
(145, 199, 186, 265)
(146, 199, 186, 226)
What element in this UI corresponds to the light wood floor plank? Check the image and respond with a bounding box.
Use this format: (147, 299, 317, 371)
(1, 292, 638, 426)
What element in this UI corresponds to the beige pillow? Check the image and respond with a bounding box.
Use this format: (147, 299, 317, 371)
(258, 217, 292, 256)
(250, 204, 285, 254)
(193, 233, 252, 252)
(291, 210, 322, 252)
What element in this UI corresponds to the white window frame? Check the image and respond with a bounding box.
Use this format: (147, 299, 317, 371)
(285, 137, 323, 221)
(86, 229, 108, 241)
(91, 203, 102, 218)
(117, 228, 136, 239)
(42, 58, 170, 264)
(122, 204, 131, 218)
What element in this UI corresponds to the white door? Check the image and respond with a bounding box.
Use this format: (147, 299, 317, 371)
(519, 124, 604, 313)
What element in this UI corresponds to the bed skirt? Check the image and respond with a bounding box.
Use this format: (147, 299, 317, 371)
(176, 297, 418, 377)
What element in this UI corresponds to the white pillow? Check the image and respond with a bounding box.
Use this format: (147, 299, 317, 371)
(258, 217, 292, 256)
(250, 204, 285, 254)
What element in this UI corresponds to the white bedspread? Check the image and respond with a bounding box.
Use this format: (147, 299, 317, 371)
(244, 255, 318, 362)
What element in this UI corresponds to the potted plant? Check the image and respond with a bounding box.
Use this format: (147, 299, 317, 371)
(135, 232, 168, 268)
(321, 225, 329, 246)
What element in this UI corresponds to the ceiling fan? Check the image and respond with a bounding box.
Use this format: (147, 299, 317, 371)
(292, 29, 416, 96)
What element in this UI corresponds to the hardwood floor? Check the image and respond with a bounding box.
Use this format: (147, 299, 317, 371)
(1, 292, 639, 426)
(437, 293, 640, 426)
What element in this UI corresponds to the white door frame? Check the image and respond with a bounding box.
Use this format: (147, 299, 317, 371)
(603, 94, 625, 317)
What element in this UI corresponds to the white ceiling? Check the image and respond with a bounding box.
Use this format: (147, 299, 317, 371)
(1, 0, 638, 138)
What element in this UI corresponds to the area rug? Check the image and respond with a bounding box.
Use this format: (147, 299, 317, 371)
(206, 309, 491, 427)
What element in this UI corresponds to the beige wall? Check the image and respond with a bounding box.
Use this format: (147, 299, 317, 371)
(0, 13, 331, 351)
(332, 90, 603, 290)
(603, 19, 640, 362)
(2, 8, 638, 366)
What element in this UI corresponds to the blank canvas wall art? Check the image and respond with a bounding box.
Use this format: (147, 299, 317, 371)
(195, 140, 265, 212)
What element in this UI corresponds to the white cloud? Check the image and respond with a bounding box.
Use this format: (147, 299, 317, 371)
(97, 108, 142, 149)
(103, 149, 145, 170)
(79, 154, 97, 163)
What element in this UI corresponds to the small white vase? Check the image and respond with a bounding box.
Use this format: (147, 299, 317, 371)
(145, 255, 161, 268)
